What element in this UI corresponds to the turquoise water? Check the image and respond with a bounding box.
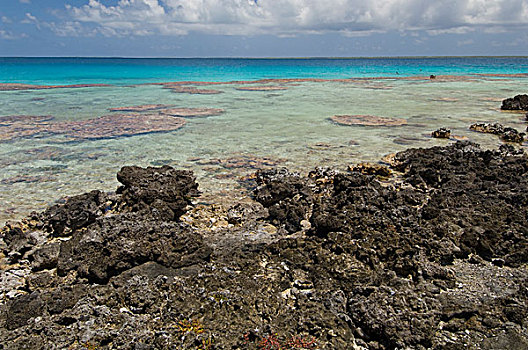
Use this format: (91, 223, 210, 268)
(1, 57, 528, 223)
(2, 57, 528, 85)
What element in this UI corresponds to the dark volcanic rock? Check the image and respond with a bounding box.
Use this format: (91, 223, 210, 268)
(348, 162, 392, 177)
(432, 127, 451, 139)
(56, 215, 210, 283)
(1, 147, 528, 349)
(392, 142, 528, 266)
(40, 190, 107, 236)
(469, 122, 525, 143)
(116, 165, 199, 221)
(501, 94, 528, 111)
(3, 292, 44, 330)
(254, 168, 313, 233)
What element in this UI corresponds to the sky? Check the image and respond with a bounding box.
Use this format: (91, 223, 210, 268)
(1, 0, 528, 57)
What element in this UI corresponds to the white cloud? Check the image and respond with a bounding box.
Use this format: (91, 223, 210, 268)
(58, 0, 528, 37)
(2, 16, 13, 24)
(0, 30, 28, 40)
(19, 0, 31, 3)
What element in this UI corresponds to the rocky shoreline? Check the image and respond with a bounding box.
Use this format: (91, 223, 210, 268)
(1, 139, 528, 349)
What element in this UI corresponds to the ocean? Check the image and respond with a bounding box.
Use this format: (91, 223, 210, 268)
(1, 57, 527, 223)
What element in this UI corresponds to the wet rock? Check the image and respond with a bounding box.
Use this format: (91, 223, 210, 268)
(116, 165, 199, 221)
(469, 123, 525, 143)
(501, 94, 528, 111)
(501, 128, 525, 143)
(330, 114, 407, 127)
(432, 128, 451, 139)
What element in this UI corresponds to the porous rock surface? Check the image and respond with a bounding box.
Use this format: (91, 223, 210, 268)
(1, 143, 528, 349)
(469, 122, 525, 143)
(501, 94, 528, 111)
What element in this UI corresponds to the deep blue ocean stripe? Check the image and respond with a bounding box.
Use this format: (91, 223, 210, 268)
(1, 57, 527, 85)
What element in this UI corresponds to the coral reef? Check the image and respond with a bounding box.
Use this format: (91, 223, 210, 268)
(330, 114, 407, 127)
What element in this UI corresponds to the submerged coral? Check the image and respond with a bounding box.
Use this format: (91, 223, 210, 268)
(330, 114, 407, 127)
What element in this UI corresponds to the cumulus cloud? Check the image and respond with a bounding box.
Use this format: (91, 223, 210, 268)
(0, 30, 28, 40)
(59, 0, 528, 37)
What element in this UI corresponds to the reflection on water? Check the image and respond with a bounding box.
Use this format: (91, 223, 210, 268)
(1, 76, 527, 223)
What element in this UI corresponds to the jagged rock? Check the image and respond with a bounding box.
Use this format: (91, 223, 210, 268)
(501, 94, 528, 111)
(40, 190, 107, 236)
(3, 292, 44, 330)
(469, 123, 525, 143)
(254, 168, 313, 233)
(56, 215, 210, 283)
(116, 165, 199, 221)
(432, 128, 451, 139)
(348, 162, 392, 177)
(1, 145, 528, 349)
(30, 242, 60, 271)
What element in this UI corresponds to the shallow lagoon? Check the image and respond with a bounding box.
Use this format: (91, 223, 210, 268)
(1, 57, 527, 223)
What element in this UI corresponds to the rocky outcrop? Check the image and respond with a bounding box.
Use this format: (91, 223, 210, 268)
(469, 122, 525, 143)
(501, 94, 528, 111)
(431, 127, 451, 139)
(1, 145, 528, 349)
(116, 165, 199, 221)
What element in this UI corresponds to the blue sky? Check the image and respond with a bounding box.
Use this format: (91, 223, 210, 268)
(1, 0, 528, 57)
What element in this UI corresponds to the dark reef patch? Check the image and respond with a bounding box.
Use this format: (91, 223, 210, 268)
(331, 114, 408, 127)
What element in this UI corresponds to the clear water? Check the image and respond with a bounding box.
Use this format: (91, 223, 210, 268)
(1, 57, 528, 224)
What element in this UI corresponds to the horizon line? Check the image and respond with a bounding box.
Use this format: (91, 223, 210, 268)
(2, 55, 528, 59)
